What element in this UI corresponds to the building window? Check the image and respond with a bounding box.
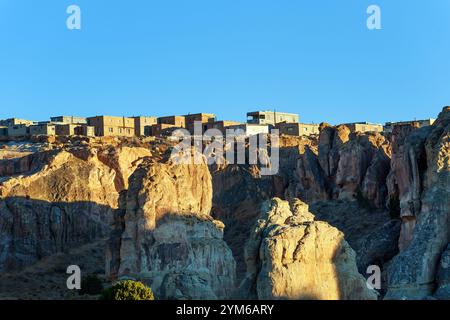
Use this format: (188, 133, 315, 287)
(109, 128, 113, 133)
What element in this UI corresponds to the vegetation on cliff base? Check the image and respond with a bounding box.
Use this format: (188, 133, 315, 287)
(101, 280, 154, 300)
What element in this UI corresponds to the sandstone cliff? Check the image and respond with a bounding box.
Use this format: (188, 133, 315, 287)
(107, 153, 237, 300)
(385, 107, 450, 299)
(240, 198, 377, 300)
(0, 144, 150, 272)
(287, 125, 391, 209)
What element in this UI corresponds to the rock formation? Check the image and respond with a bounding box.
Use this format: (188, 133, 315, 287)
(0, 144, 150, 272)
(287, 125, 391, 209)
(385, 106, 450, 299)
(240, 198, 377, 300)
(107, 152, 236, 300)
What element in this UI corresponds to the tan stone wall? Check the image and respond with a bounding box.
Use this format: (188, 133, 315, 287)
(134, 117, 157, 136)
(29, 125, 56, 136)
(158, 116, 186, 128)
(87, 116, 135, 137)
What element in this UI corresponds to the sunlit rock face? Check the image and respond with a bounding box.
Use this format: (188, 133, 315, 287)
(0, 144, 150, 272)
(107, 153, 237, 300)
(240, 198, 377, 300)
(385, 106, 450, 300)
(286, 124, 391, 209)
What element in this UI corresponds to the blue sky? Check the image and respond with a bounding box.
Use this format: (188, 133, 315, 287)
(0, 1, 449, 124)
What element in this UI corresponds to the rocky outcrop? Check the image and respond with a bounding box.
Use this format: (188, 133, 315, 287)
(0, 145, 150, 272)
(210, 136, 316, 280)
(385, 107, 450, 299)
(287, 126, 391, 209)
(434, 245, 450, 299)
(107, 153, 236, 300)
(240, 198, 377, 300)
(386, 125, 431, 250)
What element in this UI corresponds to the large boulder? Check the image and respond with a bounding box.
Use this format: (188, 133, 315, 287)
(240, 198, 377, 300)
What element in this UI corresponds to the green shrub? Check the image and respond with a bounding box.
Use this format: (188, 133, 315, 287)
(80, 274, 104, 295)
(101, 280, 154, 301)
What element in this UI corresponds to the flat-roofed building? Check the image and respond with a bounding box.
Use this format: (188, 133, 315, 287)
(276, 122, 320, 136)
(226, 124, 269, 137)
(384, 118, 436, 133)
(247, 111, 299, 126)
(0, 118, 36, 127)
(184, 113, 216, 134)
(7, 125, 29, 137)
(55, 124, 95, 137)
(149, 123, 183, 137)
(342, 122, 383, 133)
(29, 124, 56, 136)
(50, 116, 87, 124)
(56, 124, 78, 136)
(157, 116, 186, 128)
(87, 116, 135, 137)
(74, 125, 95, 137)
(133, 116, 157, 136)
(205, 120, 242, 134)
(0, 126, 7, 137)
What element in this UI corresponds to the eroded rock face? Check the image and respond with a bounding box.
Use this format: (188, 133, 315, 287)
(240, 198, 377, 300)
(210, 136, 317, 280)
(0, 145, 150, 272)
(434, 245, 450, 299)
(385, 107, 450, 299)
(386, 125, 431, 250)
(108, 154, 236, 300)
(287, 127, 391, 209)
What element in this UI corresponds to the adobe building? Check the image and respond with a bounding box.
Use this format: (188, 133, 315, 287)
(29, 124, 56, 136)
(276, 122, 320, 136)
(50, 116, 87, 124)
(0, 126, 7, 137)
(75, 125, 95, 137)
(7, 124, 29, 137)
(0, 118, 36, 127)
(87, 116, 135, 137)
(205, 119, 241, 134)
(55, 124, 95, 137)
(247, 111, 299, 126)
(384, 118, 435, 133)
(342, 122, 383, 133)
(149, 123, 182, 137)
(184, 113, 216, 134)
(157, 116, 186, 128)
(133, 116, 157, 136)
(225, 124, 269, 137)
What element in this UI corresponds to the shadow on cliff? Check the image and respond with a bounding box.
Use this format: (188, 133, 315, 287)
(0, 196, 115, 273)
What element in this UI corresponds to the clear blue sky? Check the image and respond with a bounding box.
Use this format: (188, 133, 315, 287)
(0, 0, 449, 124)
